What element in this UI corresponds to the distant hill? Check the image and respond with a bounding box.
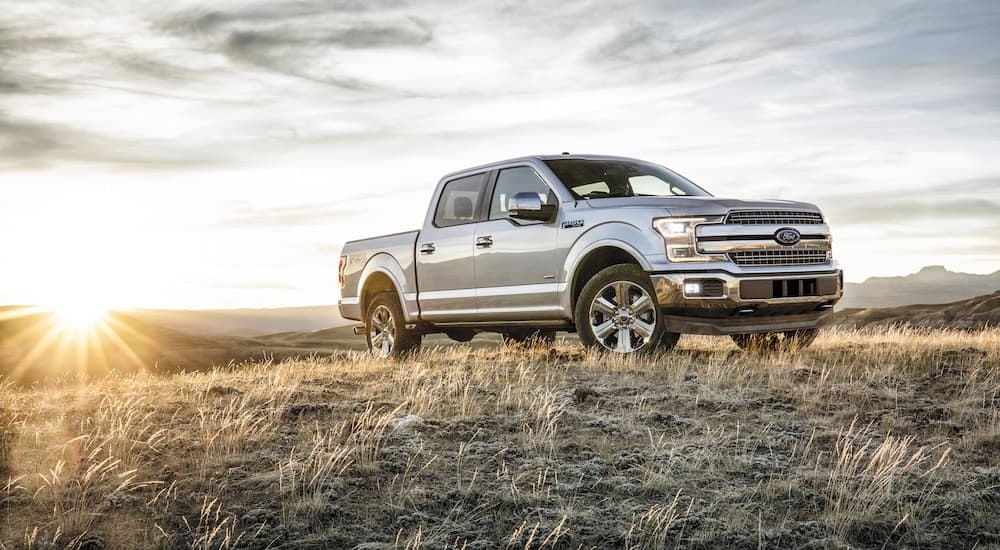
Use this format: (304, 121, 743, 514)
(0, 307, 361, 383)
(129, 305, 348, 336)
(829, 290, 1000, 330)
(840, 266, 1000, 309)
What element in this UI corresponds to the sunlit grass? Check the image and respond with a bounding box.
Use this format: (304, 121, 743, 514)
(0, 328, 997, 547)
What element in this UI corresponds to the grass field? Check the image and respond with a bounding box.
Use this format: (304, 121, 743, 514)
(1, 328, 998, 549)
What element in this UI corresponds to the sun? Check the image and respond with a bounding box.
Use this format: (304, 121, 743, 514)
(52, 301, 108, 331)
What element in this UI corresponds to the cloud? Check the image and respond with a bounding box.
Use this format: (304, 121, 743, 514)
(214, 203, 369, 229)
(826, 198, 1000, 226)
(818, 176, 1000, 231)
(0, 114, 64, 160)
(159, 3, 435, 92)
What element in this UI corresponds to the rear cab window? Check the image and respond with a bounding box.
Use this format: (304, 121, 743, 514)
(433, 173, 488, 227)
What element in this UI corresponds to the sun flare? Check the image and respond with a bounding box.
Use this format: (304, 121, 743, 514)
(52, 302, 108, 331)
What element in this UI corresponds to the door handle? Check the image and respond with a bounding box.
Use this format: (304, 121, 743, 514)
(419, 243, 435, 254)
(475, 236, 493, 248)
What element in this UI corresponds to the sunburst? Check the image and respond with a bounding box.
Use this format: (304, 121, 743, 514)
(0, 304, 149, 383)
(52, 302, 108, 332)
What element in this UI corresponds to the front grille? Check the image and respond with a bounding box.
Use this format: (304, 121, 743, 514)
(726, 210, 824, 225)
(729, 249, 828, 266)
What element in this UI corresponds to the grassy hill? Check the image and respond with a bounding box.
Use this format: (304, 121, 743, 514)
(1, 329, 998, 548)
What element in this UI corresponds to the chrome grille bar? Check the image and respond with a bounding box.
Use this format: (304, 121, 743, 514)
(728, 249, 829, 266)
(726, 210, 824, 225)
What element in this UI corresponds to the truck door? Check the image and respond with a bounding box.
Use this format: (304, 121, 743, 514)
(415, 172, 487, 321)
(474, 166, 562, 320)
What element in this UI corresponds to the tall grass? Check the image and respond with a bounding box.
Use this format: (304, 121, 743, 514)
(0, 328, 996, 548)
(824, 418, 951, 540)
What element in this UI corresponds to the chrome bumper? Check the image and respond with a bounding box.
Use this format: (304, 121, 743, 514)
(650, 270, 842, 335)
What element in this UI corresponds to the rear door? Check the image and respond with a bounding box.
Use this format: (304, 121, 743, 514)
(473, 166, 562, 320)
(415, 172, 488, 321)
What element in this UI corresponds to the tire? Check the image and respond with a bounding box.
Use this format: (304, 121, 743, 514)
(575, 264, 664, 354)
(500, 329, 556, 348)
(444, 329, 476, 343)
(656, 331, 681, 351)
(365, 292, 421, 359)
(731, 329, 817, 352)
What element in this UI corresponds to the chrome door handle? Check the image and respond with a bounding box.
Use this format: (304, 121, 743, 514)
(419, 243, 435, 254)
(475, 236, 493, 248)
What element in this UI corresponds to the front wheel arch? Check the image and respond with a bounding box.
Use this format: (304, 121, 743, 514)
(569, 245, 644, 313)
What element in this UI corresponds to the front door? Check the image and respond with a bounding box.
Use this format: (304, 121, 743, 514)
(474, 166, 562, 320)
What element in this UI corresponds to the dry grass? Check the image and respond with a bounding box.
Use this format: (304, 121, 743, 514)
(0, 327, 998, 548)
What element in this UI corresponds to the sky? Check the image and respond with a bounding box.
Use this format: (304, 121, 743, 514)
(2, 0, 999, 309)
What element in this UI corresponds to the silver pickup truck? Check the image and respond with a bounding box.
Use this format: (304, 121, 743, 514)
(338, 154, 842, 357)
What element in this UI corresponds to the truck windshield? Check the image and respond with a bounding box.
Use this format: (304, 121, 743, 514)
(545, 159, 711, 200)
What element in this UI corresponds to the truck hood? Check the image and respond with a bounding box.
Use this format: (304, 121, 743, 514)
(580, 196, 822, 217)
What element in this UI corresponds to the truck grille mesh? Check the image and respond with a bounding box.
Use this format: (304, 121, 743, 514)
(729, 249, 829, 266)
(726, 210, 824, 225)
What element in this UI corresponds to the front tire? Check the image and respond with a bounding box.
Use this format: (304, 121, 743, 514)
(366, 292, 421, 359)
(575, 264, 664, 354)
(656, 331, 681, 351)
(731, 329, 817, 352)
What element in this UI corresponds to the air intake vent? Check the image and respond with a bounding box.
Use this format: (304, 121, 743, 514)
(729, 249, 829, 266)
(726, 210, 824, 225)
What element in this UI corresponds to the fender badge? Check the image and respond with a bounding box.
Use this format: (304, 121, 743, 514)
(561, 220, 584, 228)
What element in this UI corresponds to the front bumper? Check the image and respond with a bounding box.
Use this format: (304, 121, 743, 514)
(650, 270, 842, 335)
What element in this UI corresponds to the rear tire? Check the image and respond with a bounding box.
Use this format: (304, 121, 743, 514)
(365, 292, 421, 359)
(731, 329, 817, 352)
(575, 264, 664, 355)
(444, 329, 476, 343)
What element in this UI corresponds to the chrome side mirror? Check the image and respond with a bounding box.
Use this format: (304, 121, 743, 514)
(508, 192, 556, 222)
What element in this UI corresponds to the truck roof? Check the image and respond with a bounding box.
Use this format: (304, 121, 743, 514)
(440, 153, 649, 181)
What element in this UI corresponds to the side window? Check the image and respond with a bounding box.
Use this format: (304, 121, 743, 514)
(489, 166, 551, 220)
(434, 173, 487, 227)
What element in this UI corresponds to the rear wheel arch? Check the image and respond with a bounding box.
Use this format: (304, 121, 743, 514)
(360, 271, 400, 319)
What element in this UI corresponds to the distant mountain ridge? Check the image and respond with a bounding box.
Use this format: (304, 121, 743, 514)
(829, 290, 1000, 330)
(840, 266, 1000, 309)
(130, 305, 347, 336)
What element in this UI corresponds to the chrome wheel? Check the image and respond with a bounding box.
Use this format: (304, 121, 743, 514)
(588, 280, 657, 353)
(369, 304, 396, 358)
(365, 292, 421, 359)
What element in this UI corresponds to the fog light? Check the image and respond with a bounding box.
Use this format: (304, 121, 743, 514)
(684, 282, 701, 296)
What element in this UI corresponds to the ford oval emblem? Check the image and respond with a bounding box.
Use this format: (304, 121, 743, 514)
(774, 228, 801, 246)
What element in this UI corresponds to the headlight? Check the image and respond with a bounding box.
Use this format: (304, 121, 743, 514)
(653, 217, 722, 263)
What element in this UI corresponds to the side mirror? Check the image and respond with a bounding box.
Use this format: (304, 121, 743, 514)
(508, 192, 557, 222)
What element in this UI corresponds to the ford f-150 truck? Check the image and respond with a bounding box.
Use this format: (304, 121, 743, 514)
(338, 154, 843, 357)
